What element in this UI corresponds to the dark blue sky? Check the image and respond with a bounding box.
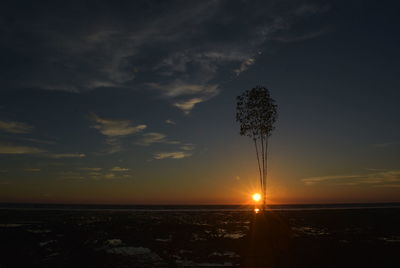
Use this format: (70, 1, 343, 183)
(0, 0, 399, 204)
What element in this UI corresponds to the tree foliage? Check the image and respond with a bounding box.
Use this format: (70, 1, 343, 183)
(236, 86, 277, 139)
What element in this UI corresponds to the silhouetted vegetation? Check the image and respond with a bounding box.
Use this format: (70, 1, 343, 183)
(236, 86, 278, 209)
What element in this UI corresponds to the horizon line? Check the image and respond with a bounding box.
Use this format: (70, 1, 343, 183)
(1, 201, 400, 206)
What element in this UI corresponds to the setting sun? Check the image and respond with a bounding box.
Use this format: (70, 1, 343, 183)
(252, 193, 261, 202)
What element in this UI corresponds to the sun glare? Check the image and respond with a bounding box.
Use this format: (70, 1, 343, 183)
(252, 193, 261, 202)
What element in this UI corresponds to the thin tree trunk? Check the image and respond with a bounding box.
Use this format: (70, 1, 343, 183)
(264, 136, 268, 210)
(253, 138, 263, 193)
(260, 135, 265, 210)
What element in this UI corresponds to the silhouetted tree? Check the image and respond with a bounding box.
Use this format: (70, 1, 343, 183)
(236, 86, 278, 210)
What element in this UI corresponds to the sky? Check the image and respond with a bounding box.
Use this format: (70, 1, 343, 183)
(0, 0, 399, 204)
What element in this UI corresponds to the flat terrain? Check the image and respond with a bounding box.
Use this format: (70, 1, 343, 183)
(0, 208, 399, 267)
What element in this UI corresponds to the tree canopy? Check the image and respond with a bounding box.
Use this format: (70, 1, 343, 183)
(236, 86, 278, 140)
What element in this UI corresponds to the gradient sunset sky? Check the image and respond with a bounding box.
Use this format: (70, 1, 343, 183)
(0, 0, 399, 204)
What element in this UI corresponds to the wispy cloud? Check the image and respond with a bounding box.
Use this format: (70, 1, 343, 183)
(90, 113, 146, 153)
(59, 169, 132, 180)
(62, 167, 132, 180)
(110, 167, 129, 172)
(180, 144, 195, 151)
(0, 120, 33, 134)
(49, 153, 86, 159)
(153, 151, 192, 160)
(101, 173, 131, 180)
(79, 167, 102, 171)
(0, 1, 330, 114)
(303, 170, 400, 187)
(90, 114, 146, 137)
(149, 81, 218, 114)
(0, 132, 56, 146)
(165, 119, 176, 125)
(303, 174, 360, 185)
(0, 143, 85, 158)
(234, 58, 255, 75)
(136, 132, 166, 146)
(0, 143, 45, 154)
(148, 81, 219, 98)
(135, 132, 179, 146)
(174, 98, 205, 114)
(103, 138, 123, 154)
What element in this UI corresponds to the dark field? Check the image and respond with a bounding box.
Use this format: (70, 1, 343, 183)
(0, 208, 399, 267)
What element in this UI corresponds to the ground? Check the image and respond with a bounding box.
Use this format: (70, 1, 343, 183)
(0, 208, 399, 267)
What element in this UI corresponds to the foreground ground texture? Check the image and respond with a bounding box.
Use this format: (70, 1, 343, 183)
(0, 208, 399, 267)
